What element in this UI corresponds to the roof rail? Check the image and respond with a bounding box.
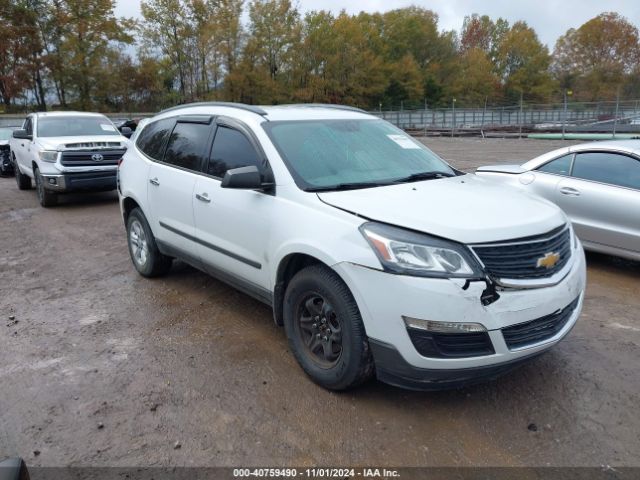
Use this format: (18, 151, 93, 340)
(276, 103, 367, 113)
(160, 102, 268, 116)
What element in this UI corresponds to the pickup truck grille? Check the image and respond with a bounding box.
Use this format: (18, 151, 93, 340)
(502, 296, 580, 349)
(60, 149, 126, 167)
(471, 226, 571, 280)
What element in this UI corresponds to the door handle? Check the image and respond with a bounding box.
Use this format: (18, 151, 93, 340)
(195, 192, 211, 203)
(149, 177, 160, 186)
(559, 186, 580, 196)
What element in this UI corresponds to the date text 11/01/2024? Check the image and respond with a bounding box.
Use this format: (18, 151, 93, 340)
(233, 468, 400, 478)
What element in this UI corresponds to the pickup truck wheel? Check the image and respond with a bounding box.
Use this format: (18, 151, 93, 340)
(126, 208, 172, 277)
(14, 162, 32, 190)
(283, 264, 374, 390)
(34, 167, 57, 207)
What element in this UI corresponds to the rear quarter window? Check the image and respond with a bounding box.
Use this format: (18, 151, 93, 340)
(537, 154, 573, 175)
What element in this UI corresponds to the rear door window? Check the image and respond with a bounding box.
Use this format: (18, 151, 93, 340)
(136, 118, 175, 161)
(163, 122, 213, 172)
(572, 152, 640, 190)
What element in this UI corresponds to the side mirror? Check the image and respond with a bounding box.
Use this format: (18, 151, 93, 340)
(12, 129, 32, 140)
(120, 126, 133, 138)
(221, 166, 271, 190)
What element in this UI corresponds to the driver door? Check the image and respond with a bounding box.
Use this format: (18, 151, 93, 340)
(193, 119, 274, 293)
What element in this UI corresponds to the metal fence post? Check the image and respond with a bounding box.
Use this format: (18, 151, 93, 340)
(613, 91, 620, 139)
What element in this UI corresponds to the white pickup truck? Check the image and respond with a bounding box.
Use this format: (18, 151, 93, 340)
(11, 111, 129, 207)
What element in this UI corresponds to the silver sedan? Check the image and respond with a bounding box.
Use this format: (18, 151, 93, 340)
(476, 140, 640, 261)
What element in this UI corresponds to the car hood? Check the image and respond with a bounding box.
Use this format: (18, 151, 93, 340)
(317, 174, 566, 244)
(36, 135, 126, 150)
(0, 140, 9, 146)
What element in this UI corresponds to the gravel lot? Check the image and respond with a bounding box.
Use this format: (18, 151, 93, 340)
(0, 138, 639, 468)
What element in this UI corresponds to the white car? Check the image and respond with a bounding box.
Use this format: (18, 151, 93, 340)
(11, 111, 127, 207)
(118, 102, 586, 391)
(476, 140, 640, 261)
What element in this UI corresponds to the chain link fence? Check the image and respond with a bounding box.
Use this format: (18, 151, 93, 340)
(371, 99, 640, 135)
(3, 100, 640, 136)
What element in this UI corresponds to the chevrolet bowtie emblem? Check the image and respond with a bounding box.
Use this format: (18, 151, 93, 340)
(537, 252, 560, 269)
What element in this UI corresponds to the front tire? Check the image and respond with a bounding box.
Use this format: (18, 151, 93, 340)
(126, 208, 172, 277)
(34, 167, 57, 207)
(283, 264, 374, 390)
(15, 161, 32, 190)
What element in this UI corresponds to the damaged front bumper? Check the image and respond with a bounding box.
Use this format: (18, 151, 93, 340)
(333, 245, 586, 389)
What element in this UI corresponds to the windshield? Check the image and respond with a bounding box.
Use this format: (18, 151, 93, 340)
(37, 116, 119, 138)
(0, 129, 12, 141)
(263, 119, 455, 191)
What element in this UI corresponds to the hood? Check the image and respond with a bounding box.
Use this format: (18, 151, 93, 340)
(36, 135, 126, 150)
(318, 174, 566, 244)
(0, 140, 8, 146)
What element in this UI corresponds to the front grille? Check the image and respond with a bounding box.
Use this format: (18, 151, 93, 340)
(502, 296, 580, 350)
(407, 328, 495, 358)
(61, 149, 126, 167)
(64, 142, 122, 149)
(472, 226, 571, 280)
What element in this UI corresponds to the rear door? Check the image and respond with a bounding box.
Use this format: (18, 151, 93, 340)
(146, 116, 215, 257)
(555, 151, 640, 254)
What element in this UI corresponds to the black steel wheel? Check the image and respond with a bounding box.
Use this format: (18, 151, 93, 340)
(295, 293, 343, 368)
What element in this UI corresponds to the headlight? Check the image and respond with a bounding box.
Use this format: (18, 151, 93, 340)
(39, 150, 58, 163)
(359, 222, 483, 278)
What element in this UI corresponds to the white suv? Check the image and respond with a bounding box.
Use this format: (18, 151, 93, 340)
(11, 111, 127, 207)
(118, 103, 586, 391)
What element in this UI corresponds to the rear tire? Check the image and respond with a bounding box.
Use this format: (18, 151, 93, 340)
(34, 167, 57, 207)
(126, 208, 172, 277)
(283, 264, 374, 390)
(15, 161, 31, 190)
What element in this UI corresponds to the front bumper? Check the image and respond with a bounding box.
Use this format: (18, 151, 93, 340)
(41, 170, 117, 193)
(334, 245, 586, 389)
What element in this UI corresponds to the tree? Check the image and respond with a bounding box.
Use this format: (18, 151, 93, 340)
(227, 0, 301, 103)
(497, 21, 555, 102)
(51, 0, 135, 109)
(384, 54, 423, 106)
(290, 10, 335, 102)
(553, 12, 640, 100)
(0, 0, 44, 109)
(380, 7, 440, 68)
(460, 14, 509, 64)
(141, 0, 190, 101)
(450, 48, 499, 106)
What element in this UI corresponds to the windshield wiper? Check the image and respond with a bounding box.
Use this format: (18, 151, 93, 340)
(392, 171, 456, 183)
(305, 181, 392, 192)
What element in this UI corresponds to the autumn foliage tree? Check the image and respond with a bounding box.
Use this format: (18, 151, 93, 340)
(1, 3, 640, 112)
(553, 12, 640, 100)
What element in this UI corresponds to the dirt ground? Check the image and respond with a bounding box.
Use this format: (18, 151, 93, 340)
(0, 138, 639, 468)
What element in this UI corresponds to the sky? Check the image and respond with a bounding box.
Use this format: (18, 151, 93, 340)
(114, 0, 640, 49)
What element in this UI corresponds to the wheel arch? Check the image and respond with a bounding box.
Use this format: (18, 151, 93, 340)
(122, 196, 141, 224)
(273, 252, 336, 327)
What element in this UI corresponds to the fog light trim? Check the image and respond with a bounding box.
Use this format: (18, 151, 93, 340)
(402, 316, 487, 333)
